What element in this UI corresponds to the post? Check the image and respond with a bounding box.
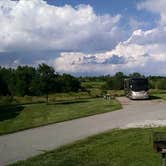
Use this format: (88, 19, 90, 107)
(162, 153, 165, 166)
(162, 149, 166, 166)
(153, 132, 166, 166)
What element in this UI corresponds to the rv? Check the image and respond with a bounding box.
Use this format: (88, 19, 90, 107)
(124, 78, 149, 99)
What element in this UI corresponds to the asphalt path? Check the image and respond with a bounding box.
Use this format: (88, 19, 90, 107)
(0, 97, 166, 165)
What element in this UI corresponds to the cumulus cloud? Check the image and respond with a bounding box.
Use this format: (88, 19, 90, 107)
(53, 27, 166, 76)
(0, 0, 123, 52)
(52, 0, 166, 76)
(54, 52, 126, 75)
(0, 0, 166, 76)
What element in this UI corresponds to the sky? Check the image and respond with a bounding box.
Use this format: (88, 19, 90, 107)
(0, 0, 165, 76)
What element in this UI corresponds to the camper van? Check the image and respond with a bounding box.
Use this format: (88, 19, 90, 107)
(124, 78, 149, 99)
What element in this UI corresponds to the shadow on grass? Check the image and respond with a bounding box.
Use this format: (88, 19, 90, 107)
(48, 100, 90, 105)
(0, 104, 24, 121)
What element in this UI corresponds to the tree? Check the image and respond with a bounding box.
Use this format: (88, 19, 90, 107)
(105, 72, 126, 90)
(37, 63, 56, 103)
(14, 66, 36, 96)
(0, 67, 11, 96)
(129, 72, 144, 78)
(58, 74, 81, 92)
(0, 74, 9, 96)
(156, 79, 166, 89)
(0, 64, 83, 98)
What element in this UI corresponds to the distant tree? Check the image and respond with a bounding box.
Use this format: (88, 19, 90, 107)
(129, 72, 144, 78)
(148, 76, 166, 90)
(59, 74, 81, 92)
(156, 79, 166, 89)
(113, 72, 125, 90)
(104, 72, 126, 90)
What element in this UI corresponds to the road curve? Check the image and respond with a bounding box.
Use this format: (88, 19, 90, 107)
(0, 97, 166, 165)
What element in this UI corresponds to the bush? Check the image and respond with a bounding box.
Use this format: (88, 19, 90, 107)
(149, 78, 166, 90)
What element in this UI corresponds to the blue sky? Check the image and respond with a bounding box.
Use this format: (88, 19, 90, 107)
(48, 0, 141, 15)
(0, 0, 165, 76)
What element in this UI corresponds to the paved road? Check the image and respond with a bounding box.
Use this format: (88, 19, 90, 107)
(0, 97, 166, 165)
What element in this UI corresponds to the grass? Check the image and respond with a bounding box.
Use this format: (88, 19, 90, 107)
(81, 81, 106, 97)
(81, 81, 105, 89)
(11, 127, 166, 166)
(107, 90, 125, 97)
(0, 92, 93, 105)
(0, 98, 121, 135)
(149, 89, 166, 100)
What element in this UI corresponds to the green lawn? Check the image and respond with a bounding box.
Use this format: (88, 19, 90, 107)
(11, 128, 165, 166)
(0, 98, 121, 135)
(150, 89, 166, 100)
(0, 92, 93, 105)
(107, 90, 125, 97)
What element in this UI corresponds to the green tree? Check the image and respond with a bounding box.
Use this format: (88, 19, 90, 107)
(129, 72, 144, 78)
(37, 64, 56, 103)
(0, 64, 83, 99)
(105, 72, 125, 90)
(156, 79, 166, 89)
(58, 74, 81, 92)
(14, 66, 36, 96)
(0, 67, 12, 96)
(0, 74, 9, 95)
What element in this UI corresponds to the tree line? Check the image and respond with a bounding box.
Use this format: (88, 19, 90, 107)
(0, 64, 81, 97)
(80, 72, 166, 90)
(0, 64, 166, 98)
(102, 72, 166, 90)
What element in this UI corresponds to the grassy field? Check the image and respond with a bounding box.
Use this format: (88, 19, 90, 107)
(0, 98, 121, 135)
(150, 89, 166, 100)
(11, 127, 165, 166)
(0, 92, 94, 105)
(81, 81, 105, 97)
(107, 90, 125, 97)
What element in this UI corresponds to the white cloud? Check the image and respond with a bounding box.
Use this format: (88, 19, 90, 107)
(53, 0, 166, 76)
(137, 0, 166, 25)
(0, 0, 166, 76)
(0, 0, 123, 52)
(53, 27, 166, 76)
